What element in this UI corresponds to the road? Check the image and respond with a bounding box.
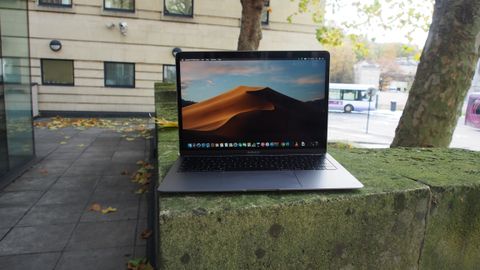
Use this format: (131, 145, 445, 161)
(328, 110, 480, 150)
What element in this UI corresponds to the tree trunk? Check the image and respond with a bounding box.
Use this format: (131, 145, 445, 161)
(237, 0, 264, 51)
(391, 0, 480, 147)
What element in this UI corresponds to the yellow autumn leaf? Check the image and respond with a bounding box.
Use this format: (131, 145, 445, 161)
(135, 187, 147, 194)
(126, 137, 135, 141)
(101, 207, 117, 214)
(154, 117, 178, 128)
(60, 141, 67, 145)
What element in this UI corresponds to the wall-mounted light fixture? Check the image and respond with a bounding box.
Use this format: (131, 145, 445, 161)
(119, 22, 128, 35)
(172, 47, 182, 57)
(49, 40, 62, 52)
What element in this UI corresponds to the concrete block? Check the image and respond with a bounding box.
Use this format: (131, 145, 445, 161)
(156, 144, 480, 269)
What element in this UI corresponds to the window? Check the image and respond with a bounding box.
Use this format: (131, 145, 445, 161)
(41, 59, 74, 86)
(104, 62, 135, 88)
(330, 89, 340, 100)
(342, 90, 356, 101)
(164, 0, 193, 17)
(163, 65, 176, 83)
(261, 0, 270, 25)
(39, 0, 72, 7)
(104, 0, 134, 12)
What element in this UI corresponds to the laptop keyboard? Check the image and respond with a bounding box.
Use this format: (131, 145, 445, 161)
(179, 155, 337, 172)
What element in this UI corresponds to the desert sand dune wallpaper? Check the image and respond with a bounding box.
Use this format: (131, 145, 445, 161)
(179, 59, 327, 142)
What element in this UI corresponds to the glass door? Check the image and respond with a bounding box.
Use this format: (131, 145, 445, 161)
(0, 65, 8, 175)
(0, 0, 34, 181)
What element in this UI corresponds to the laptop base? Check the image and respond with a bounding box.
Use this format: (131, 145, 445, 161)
(159, 153, 363, 193)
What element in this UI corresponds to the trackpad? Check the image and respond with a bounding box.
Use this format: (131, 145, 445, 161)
(176, 171, 301, 192)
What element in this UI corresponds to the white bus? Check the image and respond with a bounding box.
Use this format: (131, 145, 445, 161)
(329, 83, 377, 113)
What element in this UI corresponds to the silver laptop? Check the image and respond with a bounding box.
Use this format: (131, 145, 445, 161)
(158, 51, 363, 192)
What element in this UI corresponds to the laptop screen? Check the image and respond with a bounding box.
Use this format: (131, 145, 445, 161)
(176, 51, 329, 154)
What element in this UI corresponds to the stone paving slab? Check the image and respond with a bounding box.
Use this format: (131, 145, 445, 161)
(0, 252, 61, 270)
(18, 204, 85, 226)
(0, 224, 75, 255)
(0, 206, 30, 228)
(66, 220, 137, 251)
(55, 247, 135, 270)
(0, 118, 154, 269)
(4, 176, 58, 191)
(36, 189, 92, 206)
(0, 191, 44, 207)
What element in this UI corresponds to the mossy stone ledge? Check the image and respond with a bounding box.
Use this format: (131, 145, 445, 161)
(155, 83, 480, 269)
(156, 142, 480, 269)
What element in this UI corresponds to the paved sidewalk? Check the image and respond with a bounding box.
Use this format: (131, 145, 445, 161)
(0, 119, 153, 270)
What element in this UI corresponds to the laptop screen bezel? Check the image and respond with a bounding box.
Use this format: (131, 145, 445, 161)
(175, 50, 330, 156)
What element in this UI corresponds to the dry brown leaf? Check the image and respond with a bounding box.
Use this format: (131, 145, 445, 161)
(101, 207, 117, 214)
(127, 258, 154, 270)
(140, 229, 152, 239)
(38, 168, 49, 176)
(143, 163, 154, 170)
(89, 203, 102, 212)
(136, 160, 145, 165)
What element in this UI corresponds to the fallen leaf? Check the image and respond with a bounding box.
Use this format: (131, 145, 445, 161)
(135, 187, 148, 194)
(101, 207, 117, 214)
(144, 164, 154, 170)
(127, 258, 154, 270)
(121, 170, 129, 175)
(154, 117, 178, 128)
(38, 168, 49, 176)
(60, 141, 67, 145)
(136, 160, 145, 165)
(140, 229, 152, 239)
(126, 137, 135, 141)
(89, 203, 102, 212)
(64, 136, 71, 139)
(77, 144, 85, 148)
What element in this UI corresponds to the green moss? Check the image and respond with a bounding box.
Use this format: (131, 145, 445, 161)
(159, 189, 429, 269)
(420, 185, 480, 269)
(332, 147, 480, 188)
(157, 128, 178, 143)
(155, 83, 177, 121)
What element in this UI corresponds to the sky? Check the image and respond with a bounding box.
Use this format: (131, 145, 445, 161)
(325, 0, 432, 47)
(180, 60, 326, 103)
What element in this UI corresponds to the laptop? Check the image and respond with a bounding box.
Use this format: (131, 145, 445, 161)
(158, 50, 363, 192)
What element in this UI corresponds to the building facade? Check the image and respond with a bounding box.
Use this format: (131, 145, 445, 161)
(353, 61, 380, 86)
(28, 0, 324, 114)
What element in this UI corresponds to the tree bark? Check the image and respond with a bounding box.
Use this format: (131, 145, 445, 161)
(237, 0, 264, 51)
(391, 0, 480, 147)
